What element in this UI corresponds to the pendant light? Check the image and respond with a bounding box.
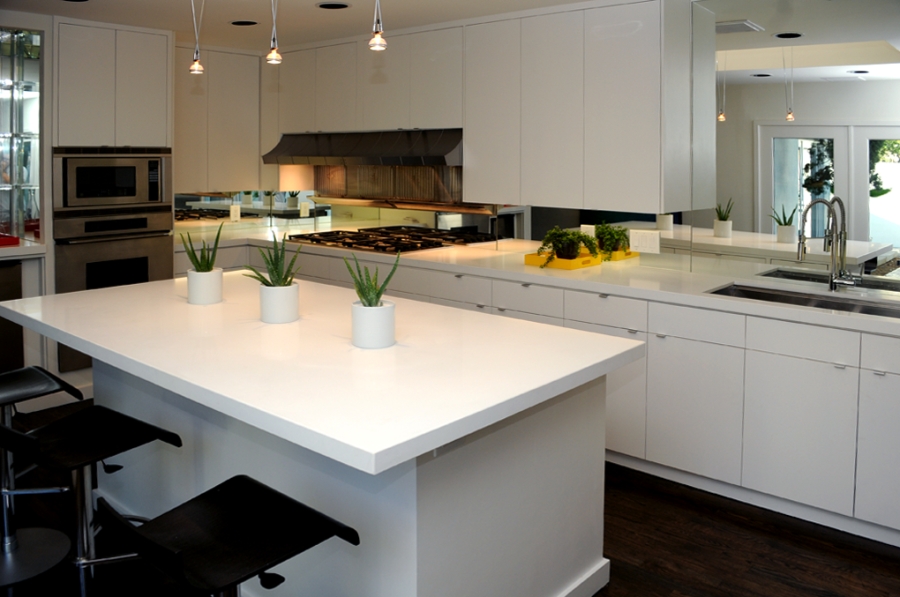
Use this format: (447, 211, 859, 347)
(189, 0, 205, 74)
(716, 52, 727, 122)
(368, 0, 387, 51)
(266, 0, 282, 64)
(783, 47, 795, 121)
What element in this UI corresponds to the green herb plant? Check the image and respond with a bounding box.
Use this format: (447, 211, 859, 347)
(180, 223, 223, 273)
(770, 205, 798, 227)
(715, 198, 734, 222)
(344, 253, 400, 307)
(537, 227, 602, 268)
(595, 222, 630, 253)
(243, 233, 301, 287)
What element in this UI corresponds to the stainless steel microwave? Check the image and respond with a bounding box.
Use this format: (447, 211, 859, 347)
(53, 149, 172, 210)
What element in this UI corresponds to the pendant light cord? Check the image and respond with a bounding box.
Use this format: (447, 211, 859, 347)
(271, 0, 279, 45)
(782, 47, 794, 114)
(191, 0, 206, 54)
(373, 0, 383, 33)
(719, 52, 727, 114)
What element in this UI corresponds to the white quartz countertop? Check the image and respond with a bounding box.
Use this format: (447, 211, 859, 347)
(0, 273, 644, 475)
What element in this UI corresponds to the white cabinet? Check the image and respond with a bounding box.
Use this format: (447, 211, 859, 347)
(564, 291, 647, 331)
(57, 23, 170, 147)
(463, 19, 520, 206)
(174, 46, 208, 193)
(357, 35, 410, 130)
(520, 11, 584, 209)
(492, 279, 564, 319)
(409, 28, 463, 129)
(584, 2, 660, 213)
(316, 43, 357, 132)
(279, 49, 317, 134)
(855, 370, 900, 530)
(742, 350, 859, 516)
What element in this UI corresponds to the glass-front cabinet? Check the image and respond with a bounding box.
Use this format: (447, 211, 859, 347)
(0, 29, 41, 242)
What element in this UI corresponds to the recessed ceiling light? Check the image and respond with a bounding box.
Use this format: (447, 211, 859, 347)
(751, 73, 772, 78)
(317, 2, 351, 9)
(849, 69, 870, 74)
(62, 0, 90, 3)
(774, 32, 803, 39)
(231, 20, 258, 26)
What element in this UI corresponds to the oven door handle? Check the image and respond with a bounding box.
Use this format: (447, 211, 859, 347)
(55, 231, 172, 245)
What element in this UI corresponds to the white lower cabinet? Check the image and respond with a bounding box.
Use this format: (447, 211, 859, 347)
(646, 334, 744, 485)
(492, 280, 564, 319)
(742, 350, 859, 516)
(855, 370, 900, 530)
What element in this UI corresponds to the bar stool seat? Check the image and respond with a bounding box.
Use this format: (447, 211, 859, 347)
(98, 475, 360, 597)
(0, 366, 82, 588)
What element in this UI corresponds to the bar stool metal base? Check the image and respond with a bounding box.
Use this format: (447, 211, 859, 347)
(0, 527, 70, 587)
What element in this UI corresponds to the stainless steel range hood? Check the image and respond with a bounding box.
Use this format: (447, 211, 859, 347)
(262, 129, 463, 166)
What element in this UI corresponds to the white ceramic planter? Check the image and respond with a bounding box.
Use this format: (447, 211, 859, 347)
(777, 224, 798, 244)
(187, 268, 223, 305)
(352, 301, 395, 349)
(259, 283, 299, 324)
(656, 214, 674, 231)
(713, 220, 733, 238)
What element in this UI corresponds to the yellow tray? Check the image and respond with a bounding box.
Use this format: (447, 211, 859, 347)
(524, 252, 605, 270)
(607, 250, 639, 261)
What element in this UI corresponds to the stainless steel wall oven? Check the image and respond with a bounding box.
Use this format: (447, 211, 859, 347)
(53, 148, 174, 371)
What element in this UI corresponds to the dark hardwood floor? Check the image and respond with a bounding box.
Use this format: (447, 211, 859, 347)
(6, 462, 900, 595)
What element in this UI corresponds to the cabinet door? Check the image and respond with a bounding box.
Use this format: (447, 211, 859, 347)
(409, 27, 463, 129)
(174, 47, 208, 193)
(57, 24, 116, 146)
(743, 350, 859, 516)
(207, 51, 260, 191)
(357, 35, 410, 130)
(521, 11, 584, 209)
(116, 30, 169, 147)
(492, 280, 564, 319)
(584, 2, 660, 213)
(463, 20, 520, 205)
(316, 43, 357, 132)
(279, 49, 317, 133)
(856, 370, 900, 530)
(646, 335, 743, 484)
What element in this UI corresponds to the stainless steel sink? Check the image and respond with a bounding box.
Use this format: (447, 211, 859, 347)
(760, 268, 900, 293)
(709, 284, 900, 319)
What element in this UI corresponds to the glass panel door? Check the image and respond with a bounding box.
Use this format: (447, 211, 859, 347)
(852, 127, 900, 247)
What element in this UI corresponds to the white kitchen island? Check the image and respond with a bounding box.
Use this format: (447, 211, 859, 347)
(0, 273, 643, 597)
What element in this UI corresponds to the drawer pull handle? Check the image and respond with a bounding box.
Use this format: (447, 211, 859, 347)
(627, 329, 638, 334)
(455, 274, 464, 279)
(521, 283, 532, 288)
(597, 293, 609, 299)
(834, 364, 846, 370)
(476, 304, 486, 309)
(497, 307, 507, 312)
(874, 371, 887, 376)
(656, 334, 667, 339)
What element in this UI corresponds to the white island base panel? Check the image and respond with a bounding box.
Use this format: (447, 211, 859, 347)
(94, 361, 610, 597)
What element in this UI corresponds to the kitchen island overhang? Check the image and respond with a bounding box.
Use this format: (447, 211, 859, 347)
(0, 274, 644, 597)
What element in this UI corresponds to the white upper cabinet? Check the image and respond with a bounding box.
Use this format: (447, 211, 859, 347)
(173, 46, 208, 193)
(57, 22, 171, 147)
(115, 30, 169, 147)
(316, 43, 358, 132)
(521, 11, 584, 209)
(279, 49, 317, 134)
(584, 2, 660, 212)
(463, 19, 520, 206)
(409, 28, 463, 129)
(57, 24, 116, 146)
(357, 35, 410, 131)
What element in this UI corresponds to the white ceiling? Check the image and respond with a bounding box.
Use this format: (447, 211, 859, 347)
(4, 0, 899, 82)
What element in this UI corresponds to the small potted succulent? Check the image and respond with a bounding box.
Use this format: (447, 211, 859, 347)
(537, 227, 600, 268)
(181, 223, 224, 305)
(771, 205, 798, 244)
(344, 253, 401, 349)
(243, 233, 302, 323)
(595, 222, 631, 258)
(714, 198, 734, 238)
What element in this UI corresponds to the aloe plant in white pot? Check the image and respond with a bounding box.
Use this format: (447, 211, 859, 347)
(344, 253, 400, 349)
(713, 198, 734, 238)
(181, 223, 224, 305)
(771, 206, 798, 244)
(243, 234, 302, 324)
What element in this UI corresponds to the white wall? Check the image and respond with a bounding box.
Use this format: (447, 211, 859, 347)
(716, 80, 900, 232)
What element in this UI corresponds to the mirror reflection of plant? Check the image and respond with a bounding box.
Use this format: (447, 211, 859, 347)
(869, 139, 899, 197)
(537, 227, 602, 268)
(181, 223, 223, 272)
(802, 139, 834, 195)
(243, 233, 301, 287)
(594, 222, 630, 253)
(770, 205, 797, 227)
(715, 198, 734, 221)
(344, 253, 400, 307)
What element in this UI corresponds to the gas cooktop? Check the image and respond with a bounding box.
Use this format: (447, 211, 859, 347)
(288, 226, 498, 254)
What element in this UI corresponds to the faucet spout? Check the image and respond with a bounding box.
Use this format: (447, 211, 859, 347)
(797, 198, 853, 292)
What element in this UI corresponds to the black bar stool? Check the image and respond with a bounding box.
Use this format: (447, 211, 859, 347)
(0, 403, 182, 596)
(0, 366, 82, 588)
(98, 475, 360, 597)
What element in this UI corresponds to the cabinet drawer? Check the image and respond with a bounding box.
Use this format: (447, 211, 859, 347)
(492, 280, 564, 318)
(429, 272, 492, 306)
(431, 297, 491, 313)
(294, 253, 332, 280)
(861, 334, 900, 374)
(494, 308, 564, 327)
(746, 317, 859, 366)
(564, 290, 647, 331)
(648, 303, 744, 347)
